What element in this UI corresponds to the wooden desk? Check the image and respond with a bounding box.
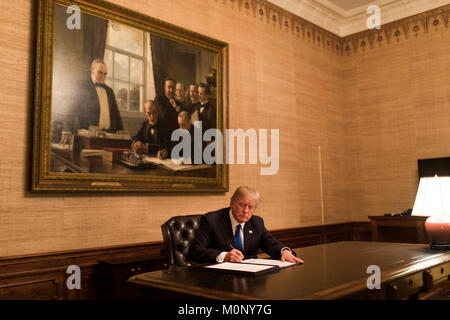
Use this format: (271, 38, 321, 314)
(128, 241, 450, 300)
(369, 216, 428, 243)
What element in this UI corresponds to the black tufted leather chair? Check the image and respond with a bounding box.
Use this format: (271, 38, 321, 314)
(161, 215, 202, 269)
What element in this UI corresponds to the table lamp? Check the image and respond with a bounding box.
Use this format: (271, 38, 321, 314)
(412, 175, 450, 249)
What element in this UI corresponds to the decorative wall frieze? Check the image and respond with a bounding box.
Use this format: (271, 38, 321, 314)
(216, 0, 343, 55)
(215, 0, 450, 56)
(342, 4, 450, 56)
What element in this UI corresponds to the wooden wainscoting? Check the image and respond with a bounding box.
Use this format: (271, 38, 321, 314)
(0, 242, 166, 300)
(0, 221, 371, 299)
(271, 222, 372, 249)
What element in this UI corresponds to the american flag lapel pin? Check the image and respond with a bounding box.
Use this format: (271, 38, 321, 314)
(249, 230, 253, 234)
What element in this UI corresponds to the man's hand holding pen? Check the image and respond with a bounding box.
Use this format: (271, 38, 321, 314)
(224, 249, 244, 262)
(224, 244, 244, 263)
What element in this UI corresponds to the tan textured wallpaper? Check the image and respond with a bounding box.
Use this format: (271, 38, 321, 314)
(0, 0, 448, 258)
(343, 25, 450, 221)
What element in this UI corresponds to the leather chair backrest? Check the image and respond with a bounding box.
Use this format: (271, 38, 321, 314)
(161, 215, 202, 268)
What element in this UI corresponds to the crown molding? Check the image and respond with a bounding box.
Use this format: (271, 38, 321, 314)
(215, 0, 449, 56)
(342, 4, 450, 55)
(272, 0, 345, 36)
(341, 0, 450, 36)
(271, 0, 450, 36)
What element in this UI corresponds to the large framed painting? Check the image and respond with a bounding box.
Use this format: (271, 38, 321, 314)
(32, 0, 228, 192)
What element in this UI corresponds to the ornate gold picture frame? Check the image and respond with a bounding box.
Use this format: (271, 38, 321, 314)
(32, 0, 228, 192)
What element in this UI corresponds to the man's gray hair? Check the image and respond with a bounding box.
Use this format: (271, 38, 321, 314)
(231, 186, 260, 207)
(144, 99, 157, 111)
(91, 58, 106, 68)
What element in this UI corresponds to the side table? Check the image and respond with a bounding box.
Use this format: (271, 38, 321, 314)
(369, 215, 429, 244)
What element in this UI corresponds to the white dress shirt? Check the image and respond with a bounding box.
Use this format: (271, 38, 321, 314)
(95, 85, 110, 130)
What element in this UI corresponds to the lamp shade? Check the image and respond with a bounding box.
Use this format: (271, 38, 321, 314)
(412, 175, 450, 248)
(412, 175, 450, 217)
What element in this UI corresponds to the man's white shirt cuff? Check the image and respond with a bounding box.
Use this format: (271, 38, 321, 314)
(216, 252, 227, 263)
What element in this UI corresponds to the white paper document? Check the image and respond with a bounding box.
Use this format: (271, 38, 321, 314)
(142, 156, 212, 172)
(51, 143, 71, 150)
(242, 258, 296, 269)
(204, 262, 276, 273)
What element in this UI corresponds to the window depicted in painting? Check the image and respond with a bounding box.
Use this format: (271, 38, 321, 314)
(104, 22, 151, 113)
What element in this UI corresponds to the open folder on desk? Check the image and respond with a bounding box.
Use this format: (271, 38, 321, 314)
(242, 258, 296, 269)
(201, 259, 297, 276)
(202, 262, 278, 276)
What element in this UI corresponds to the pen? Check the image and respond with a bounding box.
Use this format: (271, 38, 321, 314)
(230, 243, 242, 252)
(228, 243, 245, 263)
(230, 243, 243, 253)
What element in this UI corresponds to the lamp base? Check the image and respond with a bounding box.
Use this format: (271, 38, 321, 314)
(425, 216, 450, 247)
(429, 242, 450, 250)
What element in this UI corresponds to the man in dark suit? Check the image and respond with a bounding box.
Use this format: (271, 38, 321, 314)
(61, 59, 123, 143)
(188, 186, 304, 264)
(196, 83, 216, 134)
(154, 78, 181, 136)
(132, 100, 170, 159)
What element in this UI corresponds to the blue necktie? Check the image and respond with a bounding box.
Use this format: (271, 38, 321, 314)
(234, 224, 243, 252)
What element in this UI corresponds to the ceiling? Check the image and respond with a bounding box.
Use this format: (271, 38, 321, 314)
(323, 0, 380, 12)
(270, 0, 450, 37)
